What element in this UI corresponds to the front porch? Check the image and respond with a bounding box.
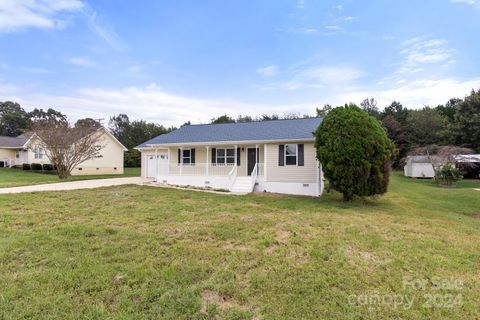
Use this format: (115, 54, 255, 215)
(144, 144, 267, 193)
(0, 158, 25, 168)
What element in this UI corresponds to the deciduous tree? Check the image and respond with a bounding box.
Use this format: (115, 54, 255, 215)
(454, 89, 480, 151)
(31, 118, 105, 179)
(0, 101, 29, 136)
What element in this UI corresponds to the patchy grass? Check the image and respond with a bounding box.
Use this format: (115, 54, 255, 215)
(0, 167, 140, 188)
(0, 173, 479, 319)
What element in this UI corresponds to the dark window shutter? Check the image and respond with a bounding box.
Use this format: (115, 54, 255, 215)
(278, 145, 284, 166)
(178, 149, 181, 164)
(191, 148, 196, 164)
(298, 144, 304, 166)
(256, 148, 259, 163)
(237, 147, 241, 166)
(211, 148, 216, 164)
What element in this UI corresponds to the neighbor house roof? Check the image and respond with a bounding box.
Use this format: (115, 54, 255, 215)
(0, 133, 33, 149)
(136, 117, 323, 148)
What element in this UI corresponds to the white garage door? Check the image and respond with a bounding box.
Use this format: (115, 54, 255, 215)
(146, 154, 169, 178)
(146, 155, 157, 178)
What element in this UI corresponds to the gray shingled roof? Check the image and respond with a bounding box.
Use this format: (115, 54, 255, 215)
(136, 117, 323, 147)
(0, 133, 32, 148)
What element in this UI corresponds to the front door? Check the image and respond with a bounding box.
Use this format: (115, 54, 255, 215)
(247, 148, 258, 176)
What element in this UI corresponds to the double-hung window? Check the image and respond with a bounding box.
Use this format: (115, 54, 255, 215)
(216, 148, 235, 165)
(182, 149, 191, 164)
(34, 147, 44, 160)
(284, 144, 297, 165)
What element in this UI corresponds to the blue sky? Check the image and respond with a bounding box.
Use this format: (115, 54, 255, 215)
(0, 0, 479, 126)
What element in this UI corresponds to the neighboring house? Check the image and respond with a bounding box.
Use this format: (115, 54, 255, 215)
(136, 118, 324, 196)
(404, 154, 480, 178)
(0, 127, 127, 175)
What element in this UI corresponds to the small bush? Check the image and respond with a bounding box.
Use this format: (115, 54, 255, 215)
(0, 161, 4, 168)
(42, 164, 54, 171)
(31, 163, 43, 171)
(436, 163, 462, 186)
(22, 163, 31, 170)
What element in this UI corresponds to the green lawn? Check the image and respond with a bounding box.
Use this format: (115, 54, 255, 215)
(0, 173, 479, 319)
(0, 167, 140, 188)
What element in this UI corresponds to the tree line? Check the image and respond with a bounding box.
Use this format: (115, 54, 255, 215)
(354, 89, 480, 166)
(2, 88, 479, 168)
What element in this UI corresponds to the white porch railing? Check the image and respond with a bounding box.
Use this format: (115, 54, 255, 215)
(228, 165, 238, 189)
(0, 159, 21, 168)
(250, 163, 258, 190)
(159, 163, 237, 176)
(257, 163, 264, 176)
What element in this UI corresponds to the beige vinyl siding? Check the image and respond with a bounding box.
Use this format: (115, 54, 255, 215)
(26, 138, 51, 165)
(72, 131, 125, 175)
(265, 142, 318, 182)
(0, 149, 16, 159)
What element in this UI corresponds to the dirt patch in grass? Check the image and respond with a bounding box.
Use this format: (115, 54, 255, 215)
(200, 289, 241, 311)
(472, 213, 480, 219)
(275, 229, 290, 245)
(344, 246, 381, 264)
(222, 242, 250, 251)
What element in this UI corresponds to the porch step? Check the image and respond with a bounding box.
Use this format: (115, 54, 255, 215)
(230, 177, 253, 193)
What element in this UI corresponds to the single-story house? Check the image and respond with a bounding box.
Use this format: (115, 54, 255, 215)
(0, 127, 128, 175)
(136, 118, 324, 196)
(404, 154, 480, 178)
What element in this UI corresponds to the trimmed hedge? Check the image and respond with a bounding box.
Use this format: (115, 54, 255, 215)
(31, 163, 43, 171)
(42, 164, 54, 171)
(22, 163, 31, 170)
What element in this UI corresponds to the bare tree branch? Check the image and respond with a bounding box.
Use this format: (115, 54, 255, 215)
(30, 120, 105, 179)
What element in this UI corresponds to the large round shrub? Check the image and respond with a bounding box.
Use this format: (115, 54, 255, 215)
(315, 104, 396, 201)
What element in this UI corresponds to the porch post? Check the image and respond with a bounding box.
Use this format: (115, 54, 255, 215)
(234, 145, 237, 168)
(264, 144, 268, 180)
(255, 144, 258, 169)
(155, 148, 158, 180)
(206, 146, 209, 176)
(180, 147, 183, 175)
(167, 147, 171, 174)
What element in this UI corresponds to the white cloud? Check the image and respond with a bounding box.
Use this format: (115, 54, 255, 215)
(450, 0, 480, 5)
(0, 0, 84, 32)
(128, 65, 142, 73)
(256, 65, 280, 77)
(66, 57, 95, 67)
(2, 83, 317, 126)
(396, 37, 455, 75)
(263, 64, 366, 90)
(86, 11, 125, 50)
(338, 78, 480, 108)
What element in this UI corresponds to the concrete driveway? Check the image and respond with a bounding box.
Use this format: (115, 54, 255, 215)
(0, 177, 151, 194)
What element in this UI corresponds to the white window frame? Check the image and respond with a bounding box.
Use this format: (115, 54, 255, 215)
(34, 147, 44, 160)
(181, 148, 192, 165)
(215, 148, 235, 165)
(284, 144, 298, 166)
